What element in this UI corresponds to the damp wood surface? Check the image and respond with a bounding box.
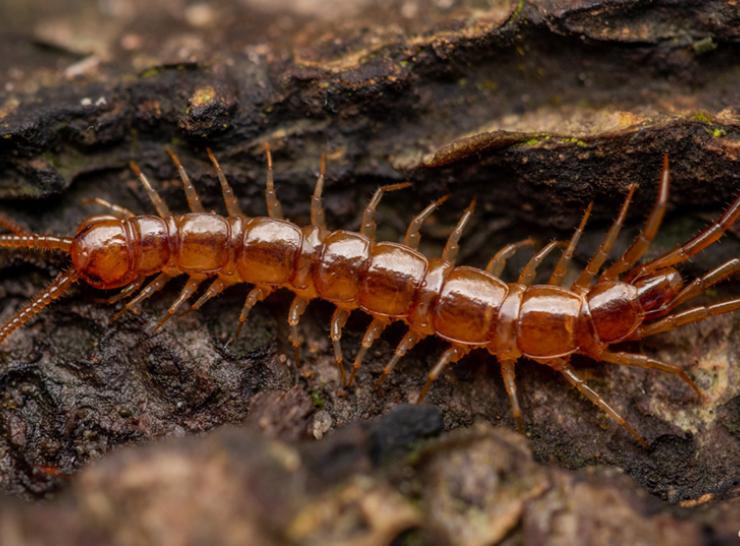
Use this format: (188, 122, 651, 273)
(0, 1, 738, 545)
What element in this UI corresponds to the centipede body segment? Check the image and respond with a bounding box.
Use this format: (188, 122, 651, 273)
(1, 149, 738, 446)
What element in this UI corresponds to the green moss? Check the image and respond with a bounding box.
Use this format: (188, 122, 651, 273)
(560, 136, 590, 148)
(692, 112, 714, 124)
(711, 127, 726, 138)
(692, 36, 717, 55)
(139, 67, 161, 79)
(310, 391, 325, 409)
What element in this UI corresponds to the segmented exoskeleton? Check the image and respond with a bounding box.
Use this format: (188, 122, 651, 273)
(0, 148, 738, 446)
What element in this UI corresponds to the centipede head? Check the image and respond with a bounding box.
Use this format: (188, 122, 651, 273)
(71, 215, 137, 289)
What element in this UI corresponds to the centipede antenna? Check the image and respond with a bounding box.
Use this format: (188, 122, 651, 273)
(0, 267, 79, 344)
(264, 143, 284, 219)
(0, 233, 73, 253)
(206, 148, 245, 218)
(166, 147, 205, 213)
(129, 161, 172, 218)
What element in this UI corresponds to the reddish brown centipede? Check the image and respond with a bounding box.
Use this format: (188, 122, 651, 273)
(0, 149, 738, 446)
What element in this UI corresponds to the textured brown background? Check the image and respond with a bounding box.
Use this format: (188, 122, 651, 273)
(0, 1, 738, 544)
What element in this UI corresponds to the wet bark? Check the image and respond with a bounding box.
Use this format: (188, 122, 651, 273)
(0, 0, 738, 544)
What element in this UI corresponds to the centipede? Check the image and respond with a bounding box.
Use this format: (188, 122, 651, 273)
(1, 147, 738, 446)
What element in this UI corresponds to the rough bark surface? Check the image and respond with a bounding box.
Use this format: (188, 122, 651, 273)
(0, 0, 738, 544)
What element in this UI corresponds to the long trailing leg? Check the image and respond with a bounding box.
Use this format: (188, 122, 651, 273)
(206, 148, 244, 218)
(360, 182, 412, 240)
(81, 197, 135, 219)
(633, 298, 740, 342)
(330, 308, 350, 384)
(599, 350, 704, 399)
(347, 317, 389, 386)
(233, 285, 274, 341)
(571, 184, 637, 292)
(166, 147, 205, 213)
(485, 238, 535, 278)
(129, 161, 172, 217)
(627, 192, 740, 282)
(288, 296, 309, 365)
(111, 272, 172, 321)
(0, 213, 32, 235)
(553, 358, 648, 447)
(263, 143, 284, 220)
(417, 345, 469, 403)
(548, 202, 593, 285)
(442, 198, 477, 263)
(374, 330, 423, 386)
(402, 194, 449, 249)
(153, 277, 204, 331)
(602, 154, 670, 280)
(518, 240, 566, 285)
(500, 359, 524, 432)
(0, 267, 79, 344)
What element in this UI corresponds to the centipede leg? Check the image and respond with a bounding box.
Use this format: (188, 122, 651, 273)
(81, 197, 136, 219)
(403, 194, 450, 250)
(153, 277, 204, 331)
(486, 238, 536, 278)
(571, 184, 637, 292)
(233, 285, 274, 341)
(189, 278, 227, 311)
(599, 350, 704, 400)
(166, 147, 205, 213)
(374, 330, 422, 386)
(111, 272, 172, 321)
(288, 296, 309, 365)
(518, 240, 566, 285)
(0, 267, 79, 345)
(555, 359, 648, 447)
(417, 345, 467, 403)
(602, 154, 669, 280)
(129, 161, 172, 218)
(360, 182, 412, 240)
(632, 298, 740, 343)
(655, 258, 740, 315)
(627, 193, 740, 281)
(441, 198, 476, 263)
(348, 317, 388, 386)
(263, 143, 284, 220)
(0, 213, 32, 235)
(206, 148, 244, 217)
(330, 308, 351, 385)
(548, 202, 593, 286)
(311, 154, 328, 234)
(500, 360, 524, 432)
(96, 279, 144, 305)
